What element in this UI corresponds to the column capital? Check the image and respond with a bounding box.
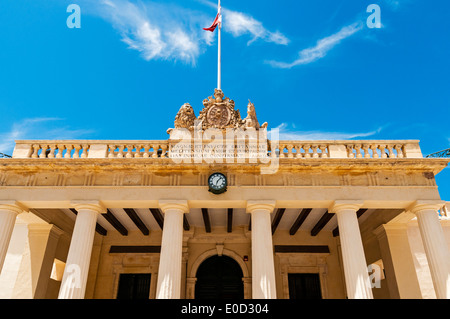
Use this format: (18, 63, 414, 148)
(246, 200, 276, 214)
(0, 200, 28, 215)
(408, 200, 445, 215)
(329, 200, 364, 214)
(158, 200, 189, 214)
(70, 200, 106, 214)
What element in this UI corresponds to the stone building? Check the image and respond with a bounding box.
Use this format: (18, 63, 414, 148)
(0, 89, 449, 299)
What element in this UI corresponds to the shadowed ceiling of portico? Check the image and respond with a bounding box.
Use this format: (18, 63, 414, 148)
(30, 206, 400, 239)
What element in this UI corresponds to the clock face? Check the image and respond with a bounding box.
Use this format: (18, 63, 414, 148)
(208, 173, 227, 194)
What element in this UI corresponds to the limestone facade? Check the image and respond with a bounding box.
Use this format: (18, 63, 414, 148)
(0, 90, 449, 299)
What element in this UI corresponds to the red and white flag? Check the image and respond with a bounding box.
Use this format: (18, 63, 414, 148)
(203, 8, 222, 32)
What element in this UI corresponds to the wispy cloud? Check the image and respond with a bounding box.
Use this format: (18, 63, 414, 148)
(86, 0, 215, 65)
(270, 123, 383, 140)
(266, 22, 363, 69)
(83, 0, 378, 68)
(198, 0, 289, 45)
(83, 0, 288, 65)
(223, 9, 289, 45)
(0, 118, 94, 154)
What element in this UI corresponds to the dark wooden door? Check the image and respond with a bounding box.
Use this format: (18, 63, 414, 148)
(288, 273, 322, 299)
(116, 273, 151, 299)
(195, 255, 244, 299)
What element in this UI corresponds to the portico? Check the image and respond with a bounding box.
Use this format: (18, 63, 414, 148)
(0, 90, 449, 299)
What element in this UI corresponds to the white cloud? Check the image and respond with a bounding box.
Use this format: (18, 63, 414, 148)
(270, 123, 383, 140)
(198, 0, 289, 45)
(81, 0, 289, 64)
(0, 118, 94, 155)
(223, 9, 289, 45)
(267, 22, 363, 69)
(89, 0, 215, 65)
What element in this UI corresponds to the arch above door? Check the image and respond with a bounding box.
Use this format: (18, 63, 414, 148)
(186, 248, 251, 299)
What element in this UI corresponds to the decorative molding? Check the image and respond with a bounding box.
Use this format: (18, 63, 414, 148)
(274, 245, 330, 254)
(55, 174, 66, 187)
(0, 173, 6, 186)
(246, 200, 276, 214)
(84, 173, 95, 186)
(329, 200, 364, 214)
(109, 246, 161, 254)
(142, 174, 152, 186)
(25, 175, 37, 187)
(112, 174, 124, 187)
(408, 200, 445, 215)
(159, 200, 189, 214)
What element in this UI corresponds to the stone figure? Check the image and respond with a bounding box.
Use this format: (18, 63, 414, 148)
(174, 103, 197, 129)
(244, 100, 268, 130)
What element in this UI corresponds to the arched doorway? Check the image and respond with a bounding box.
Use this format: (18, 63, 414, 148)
(195, 255, 244, 299)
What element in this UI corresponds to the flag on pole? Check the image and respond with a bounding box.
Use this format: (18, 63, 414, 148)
(204, 1, 222, 90)
(203, 8, 221, 32)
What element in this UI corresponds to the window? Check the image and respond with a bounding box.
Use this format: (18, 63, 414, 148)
(288, 273, 322, 299)
(116, 273, 151, 300)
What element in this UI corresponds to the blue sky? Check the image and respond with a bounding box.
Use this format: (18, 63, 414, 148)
(0, 0, 449, 199)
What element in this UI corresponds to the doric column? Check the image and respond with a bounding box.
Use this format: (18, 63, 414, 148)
(156, 200, 189, 299)
(58, 202, 104, 299)
(331, 201, 373, 299)
(247, 200, 277, 299)
(0, 201, 25, 274)
(410, 201, 450, 299)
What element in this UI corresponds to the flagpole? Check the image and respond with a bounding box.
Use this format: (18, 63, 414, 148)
(217, 0, 221, 91)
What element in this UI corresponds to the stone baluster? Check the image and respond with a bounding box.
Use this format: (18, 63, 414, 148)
(143, 145, 150, 158)
(80, 144, 89, 158)
(116, 145, 125, 158)
(346, 145, 355, 158)
(46, 145, 55, 159)
(107, 145, 115, 158)
(152, 145, 159, 158)
(395, 145, 404, 158)
(31, 145, 40, 158)
(362, 145, 370, 158)
(39, 145, 48, 159)
(381, 145, 388, 158)
(319, 145, 328, 158)
(287, 144, 294, 158)
(125, 145, 134, 158)
(134, 145, 143, 158)
(64, 145, 74, 158)
(312, 145, 319, 158)
(386, 145, 395, 158)
(72, 145, 81, 158)
(369, 144, 379, 158)
(303, 145, 311, 158)
(355, 144, 363, 159)
(55, 145, 64, 158)
(161, 144, 168, 158)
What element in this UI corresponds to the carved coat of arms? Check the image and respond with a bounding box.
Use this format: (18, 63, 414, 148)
(167, 89, 267, 134)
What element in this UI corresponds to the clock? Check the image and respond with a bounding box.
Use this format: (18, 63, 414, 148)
(208, 173, 227, 194)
